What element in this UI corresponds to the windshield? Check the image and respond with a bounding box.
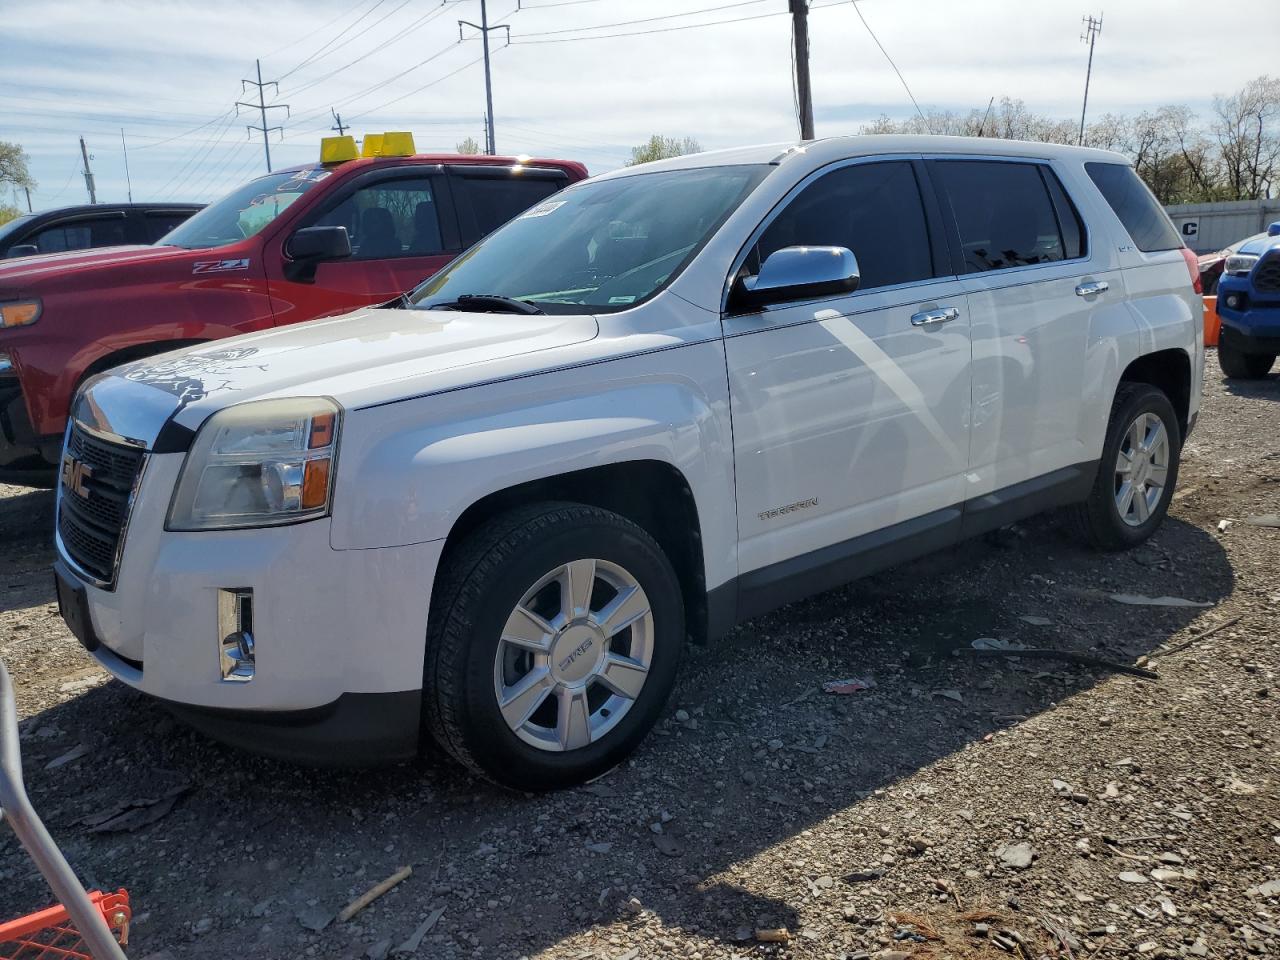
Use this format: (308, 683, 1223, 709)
(0, 214, 34, 244)
(158, 168, 332, 250)
(408, 164, 771, 314)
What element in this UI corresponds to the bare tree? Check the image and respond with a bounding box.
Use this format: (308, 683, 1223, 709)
(1212, 75, 1280, 200)
(627, 135, 702, 166)
(455, 137, 481, 155)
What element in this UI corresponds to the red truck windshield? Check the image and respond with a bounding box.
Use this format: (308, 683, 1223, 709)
(159, 167, 333, 250)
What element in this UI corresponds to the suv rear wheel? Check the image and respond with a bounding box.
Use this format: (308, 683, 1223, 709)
(424, 502, 684, 791)
(1073, 383, 1181, 551)
(1218, 341, 1276, 380)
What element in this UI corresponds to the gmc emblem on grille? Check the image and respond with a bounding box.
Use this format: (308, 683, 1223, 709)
(61, 455, 93, 499)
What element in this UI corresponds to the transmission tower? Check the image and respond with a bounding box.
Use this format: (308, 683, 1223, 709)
(237, 59, 289, 172)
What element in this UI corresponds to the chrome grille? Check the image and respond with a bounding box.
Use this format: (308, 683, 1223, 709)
(1255, 253, 1280, 294)
(57, 423, 145, 586)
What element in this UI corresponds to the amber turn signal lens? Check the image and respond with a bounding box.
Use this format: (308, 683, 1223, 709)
(0, 300, 41, 328)
(301, 458, 330, 509)
(308, 412, 336, 449)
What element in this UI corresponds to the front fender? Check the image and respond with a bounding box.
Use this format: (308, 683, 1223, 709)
(329, 343, 737, 592)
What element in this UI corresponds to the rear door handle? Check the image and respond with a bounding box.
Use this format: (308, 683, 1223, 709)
(910, 306, 960, 327)
(1075, 280, 1109, 297)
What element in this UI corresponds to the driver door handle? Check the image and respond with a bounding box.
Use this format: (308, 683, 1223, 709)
(910, 306, 960, 327)
(1075, 280, 1109, 297)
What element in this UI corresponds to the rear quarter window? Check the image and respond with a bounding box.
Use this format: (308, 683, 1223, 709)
(1085, 162, 1183, 253)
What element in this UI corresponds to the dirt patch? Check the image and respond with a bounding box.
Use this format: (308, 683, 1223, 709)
(2, 358, 1278, 959)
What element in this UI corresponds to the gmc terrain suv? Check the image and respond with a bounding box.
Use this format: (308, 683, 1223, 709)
(53, 136, 1202, 791)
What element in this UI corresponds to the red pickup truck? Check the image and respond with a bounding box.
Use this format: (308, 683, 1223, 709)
(0, 148, 588, 484)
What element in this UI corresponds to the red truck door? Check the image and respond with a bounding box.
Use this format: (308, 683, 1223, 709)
(264, 165, 461, 325)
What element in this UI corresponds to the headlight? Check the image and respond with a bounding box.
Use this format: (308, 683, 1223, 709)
(0, 299, 41, 328)
(1224, 254, 1259, 276)
(168, 397, 341, 531)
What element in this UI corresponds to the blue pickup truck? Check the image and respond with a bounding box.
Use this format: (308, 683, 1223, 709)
(1217, 222, 1280, 379)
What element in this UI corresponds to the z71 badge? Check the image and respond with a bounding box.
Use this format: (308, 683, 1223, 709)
(192, 258, 250, 275)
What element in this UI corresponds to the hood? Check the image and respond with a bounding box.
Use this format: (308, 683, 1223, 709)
(0, 244, 192, 292)
(101, 305, 601, 433)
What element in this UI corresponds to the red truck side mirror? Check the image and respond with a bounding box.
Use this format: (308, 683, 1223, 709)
(284, 226, 352, 283)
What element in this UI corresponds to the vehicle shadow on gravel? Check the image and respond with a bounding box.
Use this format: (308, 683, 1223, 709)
(2, 513, 1233, 959)
(1223, 372, 1280, 400)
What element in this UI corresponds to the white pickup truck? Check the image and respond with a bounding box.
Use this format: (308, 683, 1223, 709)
(53, 136, 1202, 791)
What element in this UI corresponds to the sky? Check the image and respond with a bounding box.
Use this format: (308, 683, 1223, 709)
(2, 0, 1278, 212)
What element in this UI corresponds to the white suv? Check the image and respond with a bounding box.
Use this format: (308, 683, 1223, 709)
(53, 136, 1203, 791)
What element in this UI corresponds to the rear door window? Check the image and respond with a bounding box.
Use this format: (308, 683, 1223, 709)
(1085, 162, 1183, 252)
(452, 172, 564, 244)
(30, 216, 128, 254)
(755, 159, 937, 290)
(145, 211, 194, 243)
(933, 160, 1081, 272)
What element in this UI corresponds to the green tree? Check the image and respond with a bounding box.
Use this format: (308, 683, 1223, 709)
(627, 135, 702, 166)
(0, 142, 35, 192)
(456, 136, 481, 155)
(0, 204, 21, 226)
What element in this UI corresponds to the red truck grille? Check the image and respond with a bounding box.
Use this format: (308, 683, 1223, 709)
(56, 424, 144, 587)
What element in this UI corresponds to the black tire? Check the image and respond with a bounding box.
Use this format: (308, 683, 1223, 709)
(1071, 383, 1182, 551)
(424, 501, 684, 791)
(1218, 341, 1276, 380)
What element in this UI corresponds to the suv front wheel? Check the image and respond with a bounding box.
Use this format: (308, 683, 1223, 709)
(424, 502, 684, 791)
(1073, 383, 1182, 551)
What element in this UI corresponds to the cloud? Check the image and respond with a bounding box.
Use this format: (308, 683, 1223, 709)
(3, 0, 1276, 209)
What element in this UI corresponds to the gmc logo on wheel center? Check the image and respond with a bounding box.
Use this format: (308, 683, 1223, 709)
(558, 638, 593, 673)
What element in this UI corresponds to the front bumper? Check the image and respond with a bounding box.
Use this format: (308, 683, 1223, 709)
(1216, 277, 1280, 354)
(57, 452, 446, 763)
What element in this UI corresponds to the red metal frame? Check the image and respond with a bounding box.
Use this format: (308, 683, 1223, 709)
(0, 890, 130, 960)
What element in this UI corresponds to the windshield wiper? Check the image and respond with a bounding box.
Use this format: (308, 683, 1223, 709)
(424, 294, 545, 315)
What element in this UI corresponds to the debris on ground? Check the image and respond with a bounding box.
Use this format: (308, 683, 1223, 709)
(822, 676, 875, 694)
(338, 866, 413, 923)
(1107, 593, 1213, 607)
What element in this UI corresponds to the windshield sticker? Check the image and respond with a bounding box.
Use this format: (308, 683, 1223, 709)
(518, 200, 566, 220)
(193, 258, 250, 275)
(123, 347, 266, 411)
(607, 296, 636, 304)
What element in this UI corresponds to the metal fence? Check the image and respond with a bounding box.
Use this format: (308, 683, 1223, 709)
(1164, 199, 1280, 254)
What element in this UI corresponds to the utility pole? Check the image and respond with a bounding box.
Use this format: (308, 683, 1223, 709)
(459, 1, 510, 154)
(22, 186, 32, 213)
(120, 129, 134, 203)
(237, 59, 289, 172)
(1078, 13, 1103, 146)
(330, 108, 348, 136)
(79, 136, 97, 204)
(790, 0, 815, 140)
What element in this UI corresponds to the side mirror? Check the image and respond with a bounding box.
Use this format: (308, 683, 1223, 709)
(287, 225, 351, 261)
(7, 244, 38, 258)
(1268, 221, 1280, 237)
(731, 245, 860, 312)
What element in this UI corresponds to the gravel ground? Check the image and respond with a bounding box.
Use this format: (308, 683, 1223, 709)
(1, 356, 1278, 960)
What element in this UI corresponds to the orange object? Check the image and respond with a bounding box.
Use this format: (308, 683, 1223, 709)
(1203, 296, 1220, 347)
(301, 458, 331, 509)
(0, 889, 130, 959)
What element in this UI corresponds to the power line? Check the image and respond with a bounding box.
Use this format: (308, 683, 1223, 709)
(261, 0, 383, 60)
(347, 54, 486, 123)
(277, 0, 392, 80)
(850, 0, 929, 130)
(509, 1, 844, 45)
(511, 0, 766, 37)
(282, 1, 453, 99)
(154, 111, 239, 198)
(132, 108, 236, 151)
